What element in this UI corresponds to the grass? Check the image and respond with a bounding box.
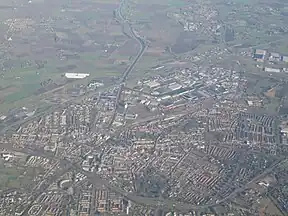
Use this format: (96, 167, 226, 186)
(0, 51, 124, 113)
(135, 52, 174, 69)
(0, 0, 128, 113)
(138, 0, 187, 7)
(264, 98, 280, 114)
(93, 0, 119, 3)
(0, 66, 51, 104)
(0, 165, 45, 190)
(4, 83, 41, 103)
(79, 53, 100, 61)
(0, 64, 123, 113)
(231, 0, 253, 3)
(167, 0, 188, 7)
(0, 166, 24, 189)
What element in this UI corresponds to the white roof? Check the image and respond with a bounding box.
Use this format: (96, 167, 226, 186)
(270, 52, 280, 57)
(281, 128, 288, 133)
(65, 73, 90, 79)
(282, 56, 288, 62)
(168, 83, 182, 91)
(255, 49, 266, 55)
(247, 100, 253, 106)
(0, 115, 7, 120)
(146, 80, 160, 88)
(264, 67, 280, 73)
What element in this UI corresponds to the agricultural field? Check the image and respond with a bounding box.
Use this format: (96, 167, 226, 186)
(0, 0, 287, 114)
(0, 0, 196, 113)
(0, 0, 127, 112)
(0, 153, 44, 191)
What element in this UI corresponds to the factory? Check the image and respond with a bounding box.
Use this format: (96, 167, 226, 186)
(253, 49, 266, 62)
(65, 73, 90, 79)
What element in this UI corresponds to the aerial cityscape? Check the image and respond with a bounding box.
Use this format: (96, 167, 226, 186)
(0, 0, 288, 215)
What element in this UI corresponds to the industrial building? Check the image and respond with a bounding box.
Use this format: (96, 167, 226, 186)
(65, 73, 90, 79)
(253, 49, 266, 62)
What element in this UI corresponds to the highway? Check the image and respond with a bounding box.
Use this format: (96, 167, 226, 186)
(119, 24, 146, 83)
(2, 0, 281, 213)
(1, 143, 285, 212)
(0, 0, 146, 135)
(1, 101, 285, 212)
(108, 0, 147, 127)
(117, 0, 146, 83)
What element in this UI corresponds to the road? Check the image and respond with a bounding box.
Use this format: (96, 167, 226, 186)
(117, 0, 146, 83)
(21, 161, 74, 216)
(0, 0, 146, 135)
(120, 24, 146, 83)
(1, 101, 285, 212)
(2, 143, 285, 212)
(2, 0, 281, 212)
(108, 0, 147, 127)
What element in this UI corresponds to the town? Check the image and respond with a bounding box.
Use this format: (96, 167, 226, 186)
(0, 0, 288, 215)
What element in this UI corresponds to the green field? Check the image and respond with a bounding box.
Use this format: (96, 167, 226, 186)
(0, 0, 130, 113)
(0, 49, 126, 112)
(137, 0, 188, 6)
(0, 166, 32, 190)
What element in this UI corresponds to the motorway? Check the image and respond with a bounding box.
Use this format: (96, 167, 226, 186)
(108, 0, 147, 127)
(117, 0, 146, 83)
(83, 160, 286, 211)
(1, 142, 286, 212)
(1, 101, 286, 212)
(0, 0, 146, 135)
(1, 0, 281, 213)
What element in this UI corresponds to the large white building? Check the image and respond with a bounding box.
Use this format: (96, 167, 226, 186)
(65, 73, 90, 79)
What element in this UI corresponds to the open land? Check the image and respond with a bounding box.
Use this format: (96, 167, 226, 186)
(0, 0, 288, 216)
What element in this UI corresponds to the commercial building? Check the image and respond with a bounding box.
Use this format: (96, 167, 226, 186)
(65, 73, 90, 79)
(264, 67, 281, 73)
(253, 49, 266, 62)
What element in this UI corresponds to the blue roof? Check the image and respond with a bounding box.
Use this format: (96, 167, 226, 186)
(254, 54, 264, 59)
